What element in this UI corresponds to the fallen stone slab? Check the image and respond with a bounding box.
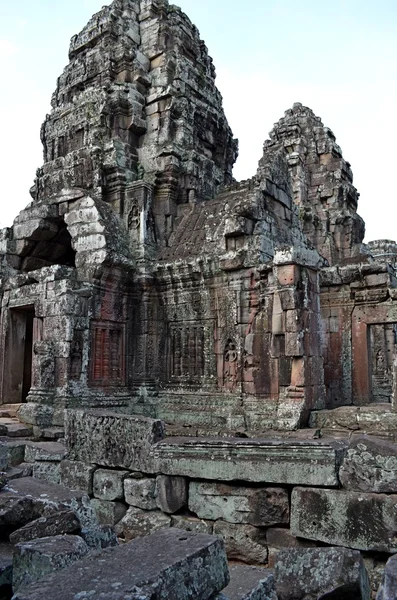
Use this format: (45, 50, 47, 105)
(275, 547, 370, 600)
(340, 435, 397, 493)
(213, 521, 268, 564)
(156, 475, 188, 514)
(6, 463, 33, 481)
(9, 510, 81, 544)
(12, 534, 89, 592)
(189, 481, 289, 526)
(1, 477, 96, 530)
(66, 410, 164, 471)
(291, 487, 397, 552)
(12, 528, 229, 600)
(115, 506, 171, 541)
(376, 553, 397, 599)
(221, 565, 277, 600)
(151, 437, 345, 486)
(0, 422, 32, 438)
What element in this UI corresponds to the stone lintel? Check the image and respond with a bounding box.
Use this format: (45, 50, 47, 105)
(150, 437, 346, 486)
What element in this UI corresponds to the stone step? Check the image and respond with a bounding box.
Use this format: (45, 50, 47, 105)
(0, 420, 33, 438)
(24, 441, 67, 463)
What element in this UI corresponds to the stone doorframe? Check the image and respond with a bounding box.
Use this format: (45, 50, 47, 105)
(352, 303, 397, 407)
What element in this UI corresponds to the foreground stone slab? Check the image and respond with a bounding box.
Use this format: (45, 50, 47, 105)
(221, 565, 277, 600)
(275, 547, 370, 600)
(151, 437, 345, 486)
(340, 436, 397, 493)
(13, 535, 89, 591)
(291, 487, 397, 552)
(189, 482, 289, 526)
(66, 410, 164, 470)
(9, 510, 81, 544)
(376, 554, 397, 600)
(13, 529, 229, 600)
(1, 477, 96, 530)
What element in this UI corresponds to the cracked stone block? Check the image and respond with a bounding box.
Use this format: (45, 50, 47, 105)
(93, 468, 129, 501)
(12, 534, 89, 592)
(189, 481, 289, 526)
(156, 475, 188, 514)
(124, 477, 157, 510)
(275, 547, 370, 600)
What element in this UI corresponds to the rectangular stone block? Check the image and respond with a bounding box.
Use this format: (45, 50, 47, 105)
(150, 438, 345, 486)
(291, 487, 397, 552)
(124, 477, 157, 510)
(189, 482, 289, 527)
(60, 460, 96, 494)
(93, 469, 129, 501)
(12, 529, 229, 600)
(66, 410, 164, 470)
(213, 521, 268, 564)
(91, 499, 127, 526)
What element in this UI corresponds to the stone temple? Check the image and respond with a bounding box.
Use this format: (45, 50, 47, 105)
(1, 0, 396, 432)
(1, 2, 397, 597)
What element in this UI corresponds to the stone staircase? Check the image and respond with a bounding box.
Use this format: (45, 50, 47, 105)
(0, 405, 33, 438)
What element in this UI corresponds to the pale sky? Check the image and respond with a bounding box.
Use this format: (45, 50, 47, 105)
(0, 0, 396, 242)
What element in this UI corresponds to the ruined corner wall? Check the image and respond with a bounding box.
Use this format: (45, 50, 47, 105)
(258, 103, 365, 266)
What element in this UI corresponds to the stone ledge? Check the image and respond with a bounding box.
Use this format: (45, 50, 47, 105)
(150, 437, 346, 486)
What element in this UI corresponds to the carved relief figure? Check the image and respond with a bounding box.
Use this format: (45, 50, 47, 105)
(223, 340, 238, 391)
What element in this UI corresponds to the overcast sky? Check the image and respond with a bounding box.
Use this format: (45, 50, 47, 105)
(0, 0, 396, 242)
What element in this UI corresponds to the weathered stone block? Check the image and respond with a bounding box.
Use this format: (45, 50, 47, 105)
(189, 482, 289, 526)
(32, 461, 61, 485)
(9, 511, 81, 544)
(291, 487, 397, 552)
(376, 554, 397, 600)
(156, 475, 188, 514)
(79, 525, 118, 550)
(116, 506, 171, 542)
(59, 460, 96, 494)
(275, 547, 370, 600)
(222, 565, 277, 600)
(12, 529, 229, 600)
(171, 515, 213, 535)
(124, 477, 157, 510)
(25, 442, 66, 463)
(340, 436, 397, 493)
(13, 535, 89, 592)
(90, 499, 127, 525)
(18, 404, 64, 428)
(213, 521, 268, 565)
(66, 410, 164, 470)
(151, 438, 344, 486)
(93, 468, 129, 501)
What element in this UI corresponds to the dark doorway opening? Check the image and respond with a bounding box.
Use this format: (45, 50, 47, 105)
(5, 306, 35, 403)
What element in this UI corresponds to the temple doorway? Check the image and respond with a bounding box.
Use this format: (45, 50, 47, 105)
(4, 306, 35, 403)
